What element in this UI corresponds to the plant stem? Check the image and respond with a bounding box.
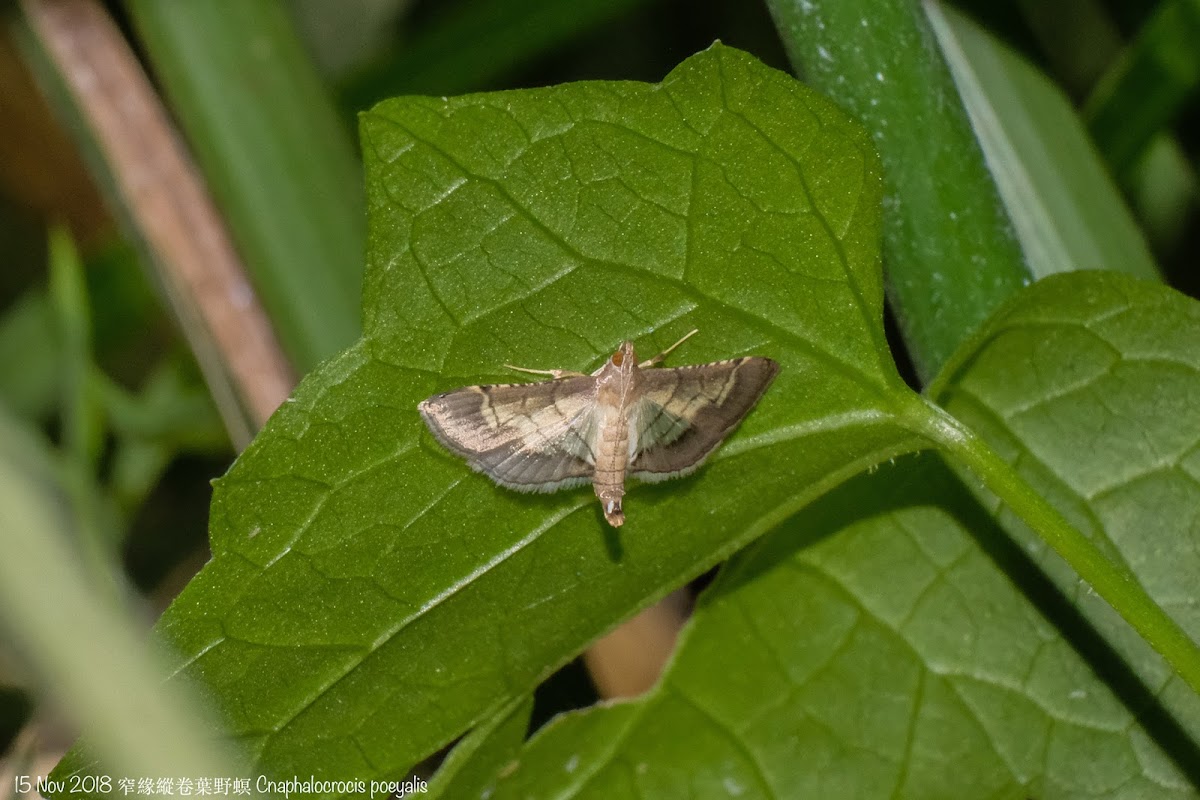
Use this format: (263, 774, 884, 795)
(900, 394, 1200, 697)
(21, 0, 295, 445)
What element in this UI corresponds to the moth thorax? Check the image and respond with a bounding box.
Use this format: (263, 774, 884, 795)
(611, 340, 637, 368)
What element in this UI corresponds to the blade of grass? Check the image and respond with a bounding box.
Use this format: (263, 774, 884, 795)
(47, 226, 101, 476)
(44, 225, 123, 603)
(0, 405, 239, 782)
(1011, 0, 1198, 255)
(765, 0, 1031, 382)
(926, 3, 1160, 280)
(125, 0, 365, 371)
(1085, 0, 1200, 177)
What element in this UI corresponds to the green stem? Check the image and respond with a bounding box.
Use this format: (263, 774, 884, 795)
(900, 394, 1200, 697)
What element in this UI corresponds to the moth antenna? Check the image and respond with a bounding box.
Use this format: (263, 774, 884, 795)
(640, 329, 699, 367)
(503, 364, 587, 379)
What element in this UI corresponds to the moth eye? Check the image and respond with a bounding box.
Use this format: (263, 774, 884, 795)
(611, 350, 624, 366)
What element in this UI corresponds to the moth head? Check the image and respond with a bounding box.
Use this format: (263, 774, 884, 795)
(611, 341, 637, 369)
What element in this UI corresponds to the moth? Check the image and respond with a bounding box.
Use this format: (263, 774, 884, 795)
(418, 331, 779, 526)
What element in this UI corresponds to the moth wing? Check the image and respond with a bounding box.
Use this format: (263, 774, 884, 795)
(419, 376, 598, 492)
(629, 356, 779, 481)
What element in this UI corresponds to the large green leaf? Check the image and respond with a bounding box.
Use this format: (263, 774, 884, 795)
(486, 272, 1200, 798)
(51, 44, 929, 794)
(932, 271, 1200, 733)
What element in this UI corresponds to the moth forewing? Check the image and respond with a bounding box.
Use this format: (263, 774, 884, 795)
(417, 377, 597, 492)
(418, 339, 779, 526)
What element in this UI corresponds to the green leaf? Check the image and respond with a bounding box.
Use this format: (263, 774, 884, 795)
(926, 4, 1161, 282)
(53, 44, 929, 791)
(426, 695, 533, 799)
(488, 271, 1200, 798)
(765, 0, 1030, 381)
(49, 44, 1200, 798)
(932, 271, 1200, 711)
(0, 288, 58, 419)
(100, 355, 229, 512)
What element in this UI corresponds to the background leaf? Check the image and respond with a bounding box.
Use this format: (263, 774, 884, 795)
(927, 3, 1160, 281)
(765, 0, 1030, 381)
(339, 0, 658, 105)
(933, 271, 1200, 731)
(1084, 0, 1200, 178)
(51, 44, 930, 791)
(486, 271, 1200, 798)
(125, 0, 365, 370)
(0, 403, 237, 783)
